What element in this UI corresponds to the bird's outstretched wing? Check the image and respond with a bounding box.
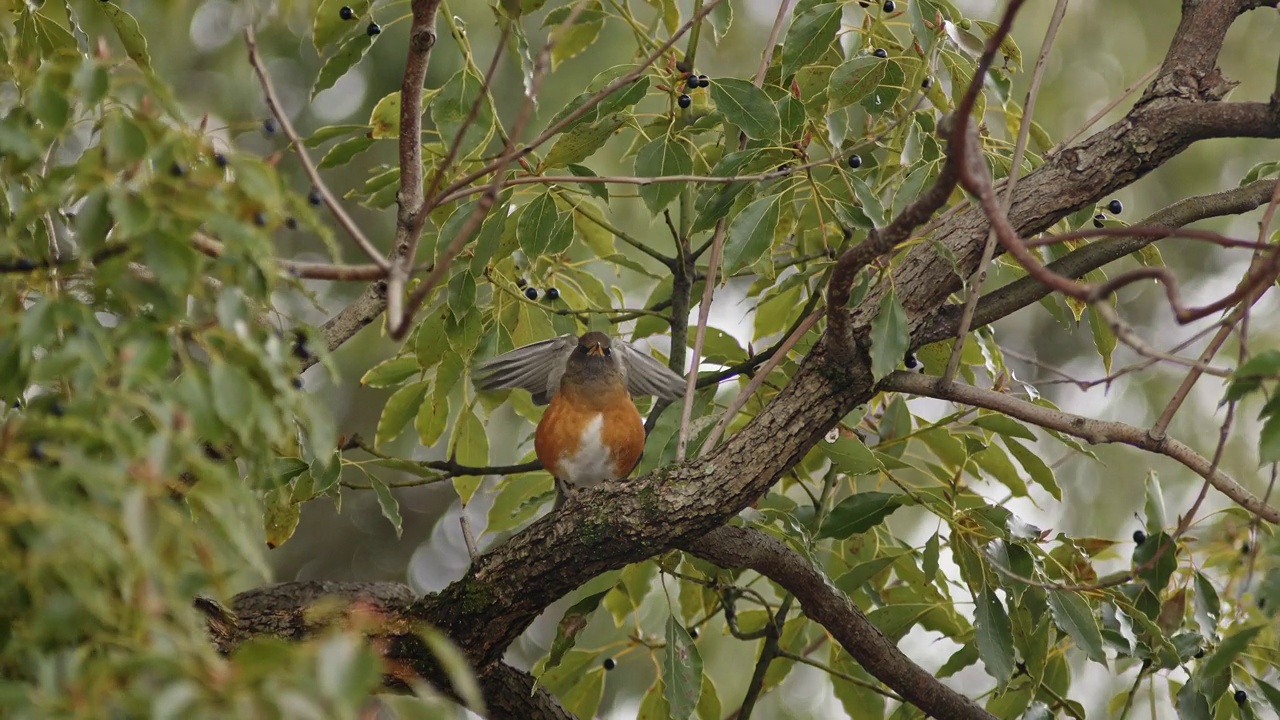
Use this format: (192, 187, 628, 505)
(471, 334, 577, 405)
(616, 341, 688, 400)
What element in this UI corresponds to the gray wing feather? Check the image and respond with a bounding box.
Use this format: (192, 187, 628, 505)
(616, 340, 688, 400)
(472, 335, 576, 405)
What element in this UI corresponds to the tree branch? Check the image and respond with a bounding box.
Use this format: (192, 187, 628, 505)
(685, 526, 997, 720)
(880, 371, 1280, 523)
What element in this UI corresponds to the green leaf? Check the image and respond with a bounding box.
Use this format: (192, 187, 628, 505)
(663, 616, 703, 720)
(1047, 590, 1107, 665)
(1088, 305, 1116, 373)
(98, 3, 151, 69)
(360, 356, 419, 388)
(781, 4, 842, 78)
(375, 380, 429, 447)
(1144, 472, 1167, 531)
(820, 492, 905, 539)
(546, 589, 609, 672)
(314, 31, 375, 98)
(709, 78, 780, 141)
(869, 289, 909, 381)
(319, 136, 375, 169)
(635, 136, 692, 214)
(567, 163, 610, 202)
(1002, 438, 1062, 501)
(263, 488, 301, 549)
(450, 408, 489, 503)
(723, 194, 783, 275)
(543, 113, 626, 168)
(1193, 571, 1221, 637)
(369, 475, 403, 537)
(431, 69, 495, 158)
(1223, 349, 1280, 402)
(415, 386, 450, 448)
(1260, 414, 1280, 464)
(1133, 531, 1178, 592)
(516, 192, 573, 258)
(974, 587, 1015, 688)
(820, 434, 882, 476)
(314, 0, 370, 52)
(829, 57, 886, 110)
(1197, 624, 1263, 689)
(368, 91, 403, 139)
(972, 414, 1037, 440)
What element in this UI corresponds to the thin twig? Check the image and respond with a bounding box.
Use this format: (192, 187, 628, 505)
(884, 371, 1280, 523)
(244, 27, 388, 270)
(944, 0, 1067, 381)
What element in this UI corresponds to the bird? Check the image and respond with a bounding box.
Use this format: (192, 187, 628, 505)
(472, 331, 687, 508)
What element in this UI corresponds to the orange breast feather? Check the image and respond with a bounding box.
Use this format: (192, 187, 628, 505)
(535, 384, 644, 487)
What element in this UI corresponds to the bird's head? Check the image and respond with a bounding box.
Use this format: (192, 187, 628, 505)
(563, 331, 625, 387)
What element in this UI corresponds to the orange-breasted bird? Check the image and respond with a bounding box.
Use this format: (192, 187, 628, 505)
(472, 332, 686, 507)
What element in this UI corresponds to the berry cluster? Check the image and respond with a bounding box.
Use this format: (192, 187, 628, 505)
(517, 278, 559, 302)
(676, 69, 709, 110)
(338, 6, 380, 36)
(1092, 198, 1124, 228)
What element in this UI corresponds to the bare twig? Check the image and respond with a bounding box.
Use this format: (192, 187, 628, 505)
(883, 371, 1279, 523)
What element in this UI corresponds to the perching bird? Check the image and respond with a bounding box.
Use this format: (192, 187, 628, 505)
(472, 332, 686, 507)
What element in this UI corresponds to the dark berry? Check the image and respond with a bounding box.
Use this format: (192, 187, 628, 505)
(253, 211, 268, 227)
(697, 74, 708, 87)
(602, 657, 616, 670)
(848, 153, 863, 169)
(516, 277, 527, 288)
(339, 5, 355, 20)
(1240, 542, 1250, 554)
(366, 22, 381, 36)
(873, 48, 888, 59)
(686, 77, 700, 92)
(524, 287, 538, 300)
(291, 377, 304, 389)
(883, 0, 896, 11)
(858, 1, 870, 6)
(1194, 648, 1205, 658)
(263, 118, 277, 135)
(689, 627, 699, 639)
(1107, 199, 1123, 214)
(1092, 214, 1105, 229)
(213, 153, 228, 168)
(1133, 530, 1146, 544)
(169, 162, 185, 177)
(1234, 690, 1247, 705)
(292, 332, 312, 361)
(903, 353, 918, 369)
(678, 94, 691, 109)
(776, 164, 792, 173)
(545, 287, 560, 301)
(308, 189, 322, 206)
(922, 77, 933, 89)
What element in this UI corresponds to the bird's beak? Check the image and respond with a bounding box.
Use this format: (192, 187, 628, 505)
(588, 343, 606, 357)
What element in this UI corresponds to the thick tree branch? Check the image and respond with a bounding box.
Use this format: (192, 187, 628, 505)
(916, 178, 1280, 346)
(684, 526, 996, 720)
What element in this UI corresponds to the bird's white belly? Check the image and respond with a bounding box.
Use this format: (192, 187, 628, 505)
(556, 414, 616, 488)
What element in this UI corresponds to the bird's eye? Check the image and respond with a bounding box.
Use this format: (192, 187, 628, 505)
(604, 347, 612, 356)
(577, 345, 589, 354)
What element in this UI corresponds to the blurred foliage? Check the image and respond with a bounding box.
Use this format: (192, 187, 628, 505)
(1, 0, 1278, 719)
